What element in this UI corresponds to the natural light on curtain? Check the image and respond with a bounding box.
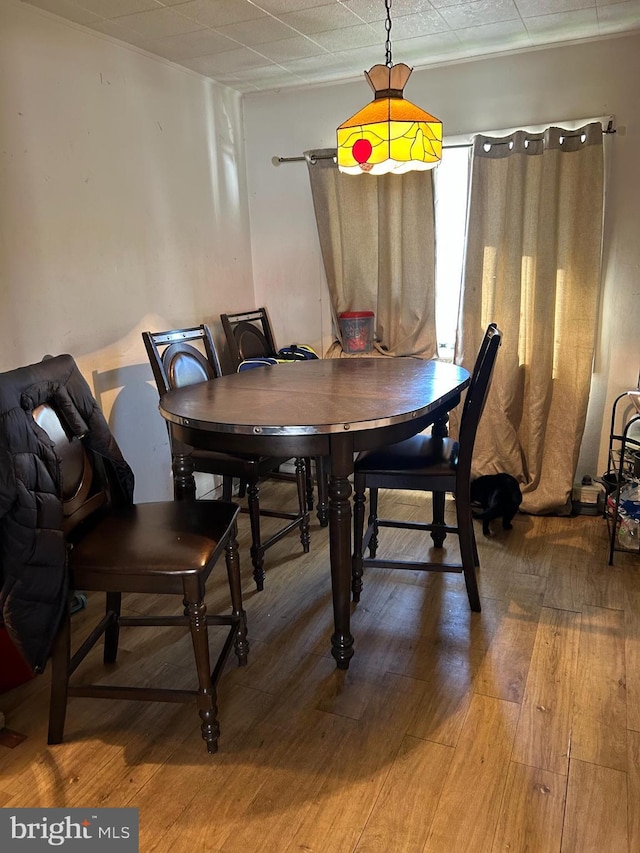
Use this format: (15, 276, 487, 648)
(457, 122, 605, 515)
(434, 119, 608, 362)
(306, 150, 438, 359)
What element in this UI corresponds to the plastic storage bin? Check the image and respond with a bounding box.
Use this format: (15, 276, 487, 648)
(338, 311, 374, 354)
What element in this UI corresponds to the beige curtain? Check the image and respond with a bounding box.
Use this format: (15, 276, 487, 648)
(306, 149, 438, 358)
(457, 122, 604, 514)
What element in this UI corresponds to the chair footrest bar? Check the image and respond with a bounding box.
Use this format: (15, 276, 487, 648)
(363, 557, 463, 573)
(262, 517, 306, 551)
(211, 626, 241, 685)
(69, 612, 116, 675)
(251, 508, 303, 521)
(119, 614, 239, 628)
(375, 518, 460, 535)
(68, 685, 197, 703)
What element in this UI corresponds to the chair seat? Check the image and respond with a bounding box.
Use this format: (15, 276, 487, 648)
(70, 501, 238, 594)
(356, 434, 459, 475)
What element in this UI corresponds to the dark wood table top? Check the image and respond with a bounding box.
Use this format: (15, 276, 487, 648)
(160, 357, 470, 439)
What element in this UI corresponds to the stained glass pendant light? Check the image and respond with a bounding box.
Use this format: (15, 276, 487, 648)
(337, 0, 442, 175)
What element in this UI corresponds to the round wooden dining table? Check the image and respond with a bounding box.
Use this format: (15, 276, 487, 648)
(160, 356, 470, 669)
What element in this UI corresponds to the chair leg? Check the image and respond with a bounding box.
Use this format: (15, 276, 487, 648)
(352, 475, 366, 602)
(185, 594, 220, 754)
(472, 525, 480, 568)
(246, 480, 265, 591)
(48, 603, 71, 745)
(368, 488, 379, 558)
(303, 457, 315, 510)
(222, 475, 233, 502)
(103, 592, 121, 664)
(225, 526, 249, 666)
(171, 451, 196, 501)
(295, 457, 311, 553)
(315, 456, 329, 528)
(431, 491, 447, 547)
(457, 493, 481, 612)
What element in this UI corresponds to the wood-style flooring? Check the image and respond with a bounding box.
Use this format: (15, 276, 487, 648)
(1, 481, 639, 852)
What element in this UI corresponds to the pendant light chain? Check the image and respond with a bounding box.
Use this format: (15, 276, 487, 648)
(336, 0, 443, 174)
(384, 0, 393, 67)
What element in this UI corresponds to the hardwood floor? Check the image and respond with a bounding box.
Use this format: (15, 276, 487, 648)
(1, 482, 639, 852)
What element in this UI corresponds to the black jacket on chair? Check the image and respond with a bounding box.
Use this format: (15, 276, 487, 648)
(0, 354, 134, 672)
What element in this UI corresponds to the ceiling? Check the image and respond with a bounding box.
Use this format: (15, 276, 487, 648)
(22, 0, 640, 93)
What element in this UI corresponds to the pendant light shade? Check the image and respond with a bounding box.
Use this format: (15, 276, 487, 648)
(336, 0, 442, 175)
(337, 64, 442, 175)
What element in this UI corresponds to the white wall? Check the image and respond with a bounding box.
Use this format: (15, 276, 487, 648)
(243, 34, 640, 479)
(2, 1, 639, 497)
(0, 0, 255, 500)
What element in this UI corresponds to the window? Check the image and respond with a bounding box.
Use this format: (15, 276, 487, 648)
(434, 145, 470, 359)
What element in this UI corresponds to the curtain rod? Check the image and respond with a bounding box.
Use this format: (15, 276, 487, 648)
(272, 119, 616, 166)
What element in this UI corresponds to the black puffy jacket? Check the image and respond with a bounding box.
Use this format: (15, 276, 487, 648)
(0, 355, 134, 672)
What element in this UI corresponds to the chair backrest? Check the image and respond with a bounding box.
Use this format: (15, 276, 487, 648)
(456, 324, 502, 473)
(32, 403, 108, 536)
(142, 325, 223, 395)
(220, 308, 278, 368)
